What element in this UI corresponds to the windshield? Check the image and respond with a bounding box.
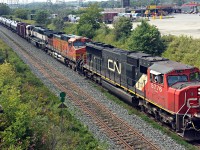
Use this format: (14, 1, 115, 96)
(73, 41, 85, 47)
(167, 75, 188, 86)
(190, 72, 200, 81)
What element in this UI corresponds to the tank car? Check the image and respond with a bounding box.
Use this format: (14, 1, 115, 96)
(83, 42, 200, 141)
(5, 19, 12, 28)
(10, 20, 18, 32)
(0, 17, 4, 24)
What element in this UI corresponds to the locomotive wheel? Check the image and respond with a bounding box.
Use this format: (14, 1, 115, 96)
(64, 59, 69, 67)
(160, 117, 165, 123)
(44, 48, 48, 53)
(73, 65, 77, 71)
(171, 122, 176, 130)
(155, 112, 160, 121)
(140, 106, 146, 112)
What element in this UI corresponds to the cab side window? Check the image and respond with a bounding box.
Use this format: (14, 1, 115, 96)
(159, 75, 164, 84)
(150, 73, 164, 84)
(69, 42, 72, 47)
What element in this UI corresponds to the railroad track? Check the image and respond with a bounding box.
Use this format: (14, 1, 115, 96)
(0, 28, 160, 150)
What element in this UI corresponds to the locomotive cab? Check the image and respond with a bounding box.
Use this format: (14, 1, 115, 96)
(147, 61, 200, 140)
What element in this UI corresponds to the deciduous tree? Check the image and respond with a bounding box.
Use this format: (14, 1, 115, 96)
(0, 3, 11, 15)
(113, 17, 132, 40)
(15, 9, 28, 20)
(35, 10, 49, 25)
(77, 3, 102, 38)
(128, 20, 164, 55)
(53, 18, 64, 31)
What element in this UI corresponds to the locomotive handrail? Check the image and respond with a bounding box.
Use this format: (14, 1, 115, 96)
(182, 107, 190, 128)
(176, 91, 187, 115)
(191, 122, 200, 131)
(176, 91, 187, 130)
(143, 80, 146, 99)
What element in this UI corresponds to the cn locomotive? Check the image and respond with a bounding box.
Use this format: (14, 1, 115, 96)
(1, 16, 200, 141)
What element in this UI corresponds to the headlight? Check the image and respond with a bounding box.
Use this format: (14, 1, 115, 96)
(194, 113, 200, 118)
(198, 88, 200, 95)
(194, 113, 198, 117)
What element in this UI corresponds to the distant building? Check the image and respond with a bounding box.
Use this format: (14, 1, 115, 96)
(104, 8, 126, 13)
(181, 2, 200, 13)
(121, 0, 130, 8)
(68, 14, 80, 23)
(51, 14, 58, 19)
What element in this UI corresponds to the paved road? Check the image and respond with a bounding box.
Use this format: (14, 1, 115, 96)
(108, 14, 200, 39)
(141, 14, 200, 39)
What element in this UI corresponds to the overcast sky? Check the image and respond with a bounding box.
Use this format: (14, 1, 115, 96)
(0, 0, 80, 4)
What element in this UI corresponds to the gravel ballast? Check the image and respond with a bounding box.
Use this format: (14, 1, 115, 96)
(0, 26, 186, 150)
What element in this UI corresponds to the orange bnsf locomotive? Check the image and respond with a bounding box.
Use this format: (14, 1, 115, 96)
(25, 25, 90, 69)
(83, 42, 200, 140)
(1, 16, 200, 140)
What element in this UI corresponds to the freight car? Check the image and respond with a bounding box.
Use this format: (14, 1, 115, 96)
(101, 12, 118, 24)
(1, 16, 200, 141)
(83, 42, 200, 140)
(17, 22, 28, 38)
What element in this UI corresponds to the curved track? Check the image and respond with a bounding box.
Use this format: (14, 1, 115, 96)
(0, 28, 160, 150)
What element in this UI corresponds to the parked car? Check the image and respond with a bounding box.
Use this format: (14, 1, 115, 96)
(132, 13, 141, 20)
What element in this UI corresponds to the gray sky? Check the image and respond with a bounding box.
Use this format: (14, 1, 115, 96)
(0, 0, 45, 4)
(1, 0, 106, 5)
(0, 0, 79, 4)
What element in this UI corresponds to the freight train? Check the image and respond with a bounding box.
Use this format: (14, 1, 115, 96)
(1, 16, 200, 141)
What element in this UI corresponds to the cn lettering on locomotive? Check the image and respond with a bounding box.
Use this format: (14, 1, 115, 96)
(108, 59, 121, 74)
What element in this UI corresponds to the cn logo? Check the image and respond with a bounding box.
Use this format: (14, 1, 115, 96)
(108, 59, 121, 74)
